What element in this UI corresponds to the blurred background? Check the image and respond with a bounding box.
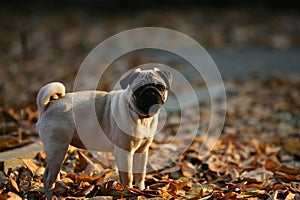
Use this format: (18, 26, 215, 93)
(0, 0, 300, 108)
(1, 2, 300, 198)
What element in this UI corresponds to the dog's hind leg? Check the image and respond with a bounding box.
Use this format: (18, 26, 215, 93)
(43, 141, 69, 200)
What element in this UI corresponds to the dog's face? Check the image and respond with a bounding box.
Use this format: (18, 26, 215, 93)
(120, 68, 172, 118)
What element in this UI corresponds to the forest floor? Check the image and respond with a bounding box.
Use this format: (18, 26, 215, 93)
(1, 75, 299, 199)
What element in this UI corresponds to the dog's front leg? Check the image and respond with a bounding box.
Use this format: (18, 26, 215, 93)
(114, 147, 134, 188)
(133, 150, 148, 190)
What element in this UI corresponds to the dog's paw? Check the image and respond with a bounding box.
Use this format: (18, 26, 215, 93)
(135, 182, 145, 190)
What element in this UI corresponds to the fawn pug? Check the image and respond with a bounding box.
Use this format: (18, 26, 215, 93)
(36, 68, 172, 199)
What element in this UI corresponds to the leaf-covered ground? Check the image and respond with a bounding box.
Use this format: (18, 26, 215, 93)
(1, 75, 299, 199)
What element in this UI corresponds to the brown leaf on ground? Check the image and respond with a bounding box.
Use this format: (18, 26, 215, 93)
(283, 139, 300, 156)
(7, 191, 22, 200)
(265, 160, 281, 171)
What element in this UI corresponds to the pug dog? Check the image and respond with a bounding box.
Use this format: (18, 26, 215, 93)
(36, 68, 172, 199)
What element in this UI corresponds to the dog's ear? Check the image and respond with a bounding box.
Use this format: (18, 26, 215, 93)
(155, 68, 172, 89)
(120, 68, 141, 89)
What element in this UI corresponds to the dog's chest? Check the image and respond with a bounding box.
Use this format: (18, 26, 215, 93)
(133, 118, 156, 137)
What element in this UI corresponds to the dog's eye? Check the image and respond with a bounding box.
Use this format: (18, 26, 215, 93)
(156, 84, 166, 91)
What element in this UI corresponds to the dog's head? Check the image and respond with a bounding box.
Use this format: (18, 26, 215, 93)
(120, 68, 172, 118)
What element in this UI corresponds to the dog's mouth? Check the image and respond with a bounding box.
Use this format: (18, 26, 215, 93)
(131, 84, 166, 118)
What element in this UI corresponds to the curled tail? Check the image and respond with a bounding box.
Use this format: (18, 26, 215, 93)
(37, 82, 66, 114)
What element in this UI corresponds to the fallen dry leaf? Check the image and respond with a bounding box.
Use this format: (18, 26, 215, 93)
(8, 177, 19, 193)
(7, 191, 22, 200)
(265, 160, 281, 171)
(236, 189, 266, 198)
(283, 139, 300, 156)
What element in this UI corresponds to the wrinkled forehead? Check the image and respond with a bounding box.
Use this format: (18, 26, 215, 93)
(133, 70, 166, 86)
